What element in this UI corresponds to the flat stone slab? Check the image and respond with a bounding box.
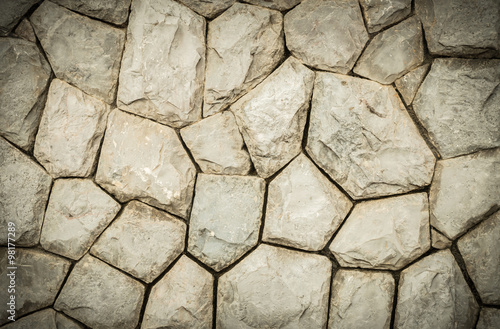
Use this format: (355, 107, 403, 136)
(177, 0, 236, 19)
(0, 0, 38, 35)
(359, 0, 411, 33)
(51, 0, 132, 25)
(0, 309, 83, 329)
(394, 63, 430, 105)
(477, 308, 500, 329)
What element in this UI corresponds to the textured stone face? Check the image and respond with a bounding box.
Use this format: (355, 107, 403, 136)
(477, 308, 500, 329)
(359, 0, 411, 33)
(95, 109, 196, 219)
(217, 244, 332, 328)
(231, 58, 315, 178)
(307, 72, 436, 200)
(51, 0, 132, 25)
(330, 193, 431, 270)
(204, 3, 284, 117)
(285, 0, 368, 74)
(245, 0, 301, 11)
(177, 0, 236, 19)
(431, 228, 452, 250)
(395, 250, 479, 329)
(394, 63, 430, 105)
(0, 0, 38, 35)
(430, 148, 500, 240)
(14, 18, 37, 43)
(413, 58, 500, 158)
(0, 309, 84, 329)
(0, 38, 51, 151)
(55, 255, 145, 329)
(142, 256, 214, 329)
(263, 154, 352, 251)
(188, 174, 265, 271)
(118, 0, 205, 128)
(30, 1, 125, 104)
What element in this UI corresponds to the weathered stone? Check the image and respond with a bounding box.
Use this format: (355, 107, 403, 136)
(231, 58, 314, 178)
(56, 313, 85, 329)
(415, 0, 500, 56)
(34, 79, 110, 177)
(54, 255, 145, 329)
(218, 244, 332, 328)
(0, 249, 71, 325)
(40, 178, 120, 260)
(51, 0, 132, 25)
(0, 38, 51, 150)
(245, 0, 301, 11)
(359, 0, 411, 33)
(263, 154, 352, 251)
(354, 17, 424, 84)
(91, 201, 186, 283)
(180, 111, 252, 175)
(30, 1, 125, 104)
(117, 0, 205, 128)
(395, 250, 479, 329)
(430, 148, 500, 240)
(431, 228, 452, 250)
(188, 174, 265, 271)
(395, 63, 430, 105)
(477, 308, 500, 329)
(0, 138, 52, 246)
(0, 0, 38, 35)
(457, 211, 500, 305)
(307, 72, 436, 199)
(14, 19, 37, 43)
(413, 59, 500, 158)
(177, 0, 236, 18)
(142, 256, 214, 329)
(329, 270, 394, 329)
(330, 193, 430, 270)
(284, 0, 368, 74)
(1, 309, 84, 329)
(95, 109, 196, 219)
(204, 3, 284, 116)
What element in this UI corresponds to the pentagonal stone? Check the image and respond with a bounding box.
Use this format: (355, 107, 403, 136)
(30, 1, 125, 104)
(231, 58, 314, 178)
(188, 174, 265, 271)
(217, 244, 332, 328)
(142, 256, 214, 329)
(395, 250, 479, 329)
(0, 38, 51, 150)
(117, 0, 205, 128)
(430, 148, 500, 240)
(431, 228, 452, 250)
(40, 178, 120, 260)
(263, 154, 352, 251)
(394, 63, 430, 105)
(477, 308, 500, 329)
(180, 111, 252, 175)
(203, 3, 284, 116)
(306, 72, 435, 200)
(354, 16, 424, 84)
(457, 211, 500, 305)
(329, 270, 394, 329)
(0, 138, 52, 246)
(51, 0, 132, 25)
(0, 309, 84, 329)
(95, 109, 196, 219)
(284, 0, 368, 74)
(359, 0, 411, 33)
(14, 19, 36, 43)
(330, 193, 430, 270)
(245, 0, 301, 11)
(413, 58, 500, 158)
(91, 201, 186, 283)
(54, 255, 145, 329)
(0, 0, 38, 35)
(34, 79, 110, 177)
(177, 0, 236, 18)
(0, 249, 71, 325)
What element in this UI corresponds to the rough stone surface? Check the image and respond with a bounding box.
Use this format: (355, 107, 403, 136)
(0, 249, 71, 325)
(395, 250, 479, 329)
(180, 111, 252, 175)
(284, 0, 368, 74)
(54, 255, 145, 329)
(457, 211, 500, 305)
(0, 138, 52, 247)
(307, 72, 436, 200)
(0, 38, 51, 151)
(0, 0, 38, 35)
(395, 63, 430, 105)
(56, 313, 85, 329)
(91, 201, 186, 283)
(330, 193, 431, 270)
(14, 18, 37, 43)
(431, 228, 452, 250)
(40, 178, 121, 260)
(329, 270, 394, 329)
(204, 3, 284, 117)
(354, 17, 424, 84)
(477, 308, 500, 329)
(263, 154, 352, 251)
(430, 148, 500, 240)
(1, 309, 84, 329)
(177, 0, 236, 19)
(413, 58, 500, 158)
(217, 244, 332, 328)
(51, 0, 132, 25)
(359, 0, 411, 33)
(30, 1, 125, 104)
(231, 58, 314, 178)
(118, 0, 205, 128)
(188, 174, 265, 271)
(34, 79, 110, 177)
(245, 0, 301, 11)
(95, 109, 196, 219)
(142, 256, 214, 329)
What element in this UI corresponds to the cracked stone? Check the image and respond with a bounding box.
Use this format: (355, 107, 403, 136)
(431, 228, 452, 250)
(477, 308, 500, 329)
(0, 0, 38, 35)
(245, 0, 301, 11)
(188, 174, 265, 271)
(0, 309, 84, 329)
(14, 18, 37, 43)
(359, 0, 411, 33)
(177, 0, 236, 19)
(51, 0, 132, 25)
(394, 63, 430, 105)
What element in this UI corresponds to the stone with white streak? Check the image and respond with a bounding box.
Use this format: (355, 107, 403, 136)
(359, 0, 411, 33)
(431, 228, 452, 250)
(118, 0, 205, 128)
(395, 64, 430, 105)
(51, 0, 132, 25)
(231, 58, 314, 178)
(477, 308, 500, 329)
(0, 0, 38, 35)
(177, 0, 236, 18)
(245, 0, 301, 11)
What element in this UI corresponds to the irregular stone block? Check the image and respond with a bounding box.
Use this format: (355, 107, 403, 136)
(0, 0, 38, 35)
(177, 0, 236, 18)
(0, 309, 83, 329)
(431, 228, 452, 250)
(56, 313, 85, 329)
(394, 63, 430, 105)
(51, 0, 132, 25)
(477, 308, 500, 329)
(14, 18, 36, 43)
(359, 0, 411, 33)
(245, 0, 301, 11)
